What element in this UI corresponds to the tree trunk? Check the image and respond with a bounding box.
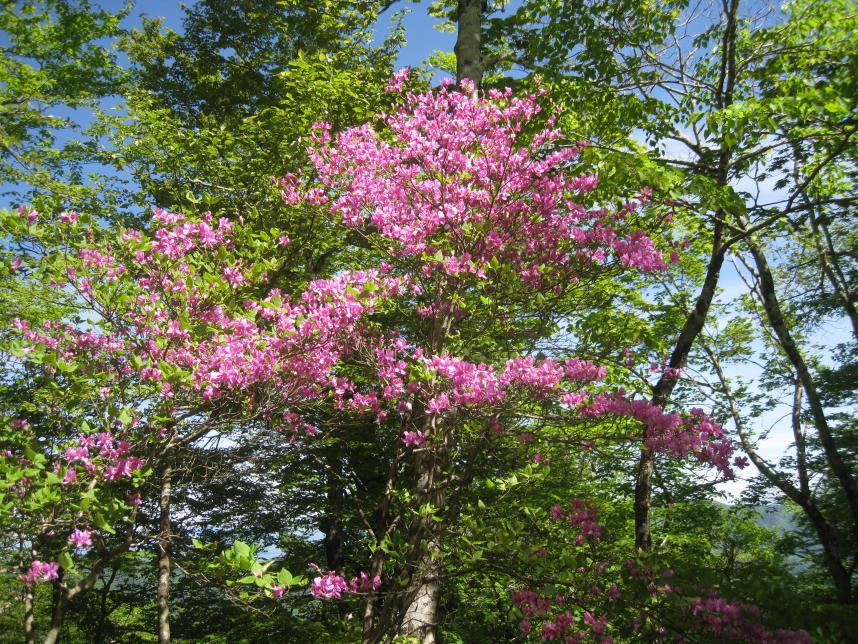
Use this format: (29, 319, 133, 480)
(157, 462, 174, 644)
(322, 450, 344, 571)
(42, 522, 135, 644)
(397, 447, 445, 643)
(398, 539, 442, 643)
(361, 549, 386, 643)
(745, 236, 858, 531)
(705, 343, 853, 603)
(634, 222, 727, 549)
(43, 593, 68, 644)
(23, 584, 36, 644)
(455, 0, 483, 92)
(633, 0, 740, 551)
(94, 568, 118, 644)
(803, 501, 853, 603)
(361, 440, 403, 643)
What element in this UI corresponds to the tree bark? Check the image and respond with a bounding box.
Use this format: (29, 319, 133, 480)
(157, 462, 174, 644)
(94, 568, 118, 644)
(634, 222, 728, 549)
(705, 343, 853, 603)
(744, 235, 858, 532)
(455, 0, 483, 92)
(42, 511, 137, 644)
(397, 446, 445, 643)
(49, 569, 64, 644)
(44, 593, 68, 644)
(633, 0, 740, 551)
(23, 583, 35, 644)
(361, 548, 386, 643)
(398, 541, 442, 644)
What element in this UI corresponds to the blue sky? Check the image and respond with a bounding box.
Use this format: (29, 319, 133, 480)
(100, 0, 457, 70)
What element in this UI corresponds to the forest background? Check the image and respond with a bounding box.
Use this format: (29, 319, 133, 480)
(0, 0, 855, 642)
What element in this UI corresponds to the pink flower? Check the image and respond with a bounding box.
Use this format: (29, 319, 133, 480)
(385, 67, 411, 92)
(608, 583, 621, 601)
(349, 571, 382, 593)
(426, 393, 450, 415)
(10, 257, 22, 270)
(310, 571, 349, 599)
(271, 584, 285, 598)
(69, 529, 92, 549)
(17, 206, 39, 223)
(222, 265, 246, 288)
(20, 560, 59, 585)
(402, 431, 427, 447)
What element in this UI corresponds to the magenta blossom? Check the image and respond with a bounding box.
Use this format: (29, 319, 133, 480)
(69, 529, 92, 549)
(310, 571, 349, 599)
(402, 431, 427, 448)
(20, 560, 59, 585)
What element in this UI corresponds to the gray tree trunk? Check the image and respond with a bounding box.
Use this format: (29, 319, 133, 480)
(157, 463, 174, 644)
(23, 584, 35, 644)
(397, 448, 445, 643)
(454, 0, 483, 92)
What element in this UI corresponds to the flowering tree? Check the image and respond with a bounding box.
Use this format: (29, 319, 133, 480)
(0, 203, 382, 641)
(278, 76, 746, 642)
(2, 77, 786, 643)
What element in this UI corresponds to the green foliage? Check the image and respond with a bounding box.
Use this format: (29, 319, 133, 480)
(0, 0, 127, 205)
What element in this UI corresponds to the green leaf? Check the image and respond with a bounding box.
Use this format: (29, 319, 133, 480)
(93, 513, 116, 534)
(277, 568, 294, 587)
(58, 550, 74, 571)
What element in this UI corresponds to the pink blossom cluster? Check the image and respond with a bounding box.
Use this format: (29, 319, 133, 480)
(550, 499, 603, 546)
(309, 568, 381, 600)
(375, 340, 409, 401)
(78, 247, 126, 281)
(424, 354, 504, 405)
(402, 430, 426, 447)
(147, 209, 233, 260)
(13, 319, 126, 365)
(416, 354, 605, 413)
(286, 80, 669, 290)
(688, 591, 811, 643)
(58, 210, 79, 224)
(310, 571, 349, 599)
(17, 205, 39, 223)
(19, 560, 59, 585)
(12, 212, 397, 422)
(501, 357, 566, 397)
(321, 340, 732, 473)
(512, 591, 611, 643)
(349, 571, 382, 593)
(69, 528, 92, 548)
(583, 395, 736, 476)
(64, 432, 143, 482)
